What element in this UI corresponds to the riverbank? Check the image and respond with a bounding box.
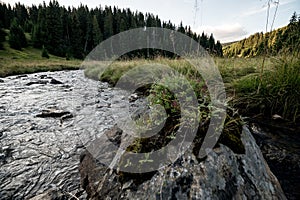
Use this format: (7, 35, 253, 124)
(84, 56, 300, 123)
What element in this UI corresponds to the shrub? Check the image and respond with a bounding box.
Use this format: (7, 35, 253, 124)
(41, 45, 49, 59)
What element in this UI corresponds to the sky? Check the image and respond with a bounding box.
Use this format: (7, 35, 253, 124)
(2, 0, 299, 43)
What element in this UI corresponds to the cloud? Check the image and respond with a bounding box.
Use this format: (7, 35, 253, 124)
(242, 0, 295, 17)
(196, 23, 248, 43)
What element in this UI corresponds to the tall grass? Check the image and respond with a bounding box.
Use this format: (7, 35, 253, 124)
(233, 57, 300, 122)
(84, 58, 245, 154)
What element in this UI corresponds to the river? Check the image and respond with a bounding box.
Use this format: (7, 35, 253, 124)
(0, 70, 298, 199)
(0, 70, 129, 199)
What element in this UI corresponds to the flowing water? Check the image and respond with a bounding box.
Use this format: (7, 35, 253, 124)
(0, 70, 129, 199)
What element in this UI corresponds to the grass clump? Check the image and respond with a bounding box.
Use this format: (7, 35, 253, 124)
(85, 58, 245, 159)
(232, 57, 300, 122)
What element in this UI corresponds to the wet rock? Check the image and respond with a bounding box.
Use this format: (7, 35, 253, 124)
(79, 126, 286, 200)
(17, 74, 28, 78)
(26, 80, 48, 86)
(128, 93, 139, 103)
(36, 109, 72, 118)
(0, 145, 13, 164)
(60, 113, 74, 121)
(249, 122, 300, 200)
(105, 126, 123, 146)
(39, 75, 48, 79)
(50, 78, 63, 84)
(97, 103, 111, 109)
(79, 151, 122, 199)
(28, 189, 67, 200)
(0, 79, 4, 83)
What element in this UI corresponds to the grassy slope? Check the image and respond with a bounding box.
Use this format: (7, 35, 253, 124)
(0, 30, 80, 77)
(85, 56, 299, 122)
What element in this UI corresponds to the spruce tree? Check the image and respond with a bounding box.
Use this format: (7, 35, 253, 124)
(45, 0, 64, 56)
(8, 18, 27, 50)
(70, 12, 83, 59)
(92, 15, 102, 47)
(0, 27, 6, 49)
(208, 34, 215, 53)
(32, 5, 47, 48)
(215, 41, 223, 57)
(103, 7, 113, 39)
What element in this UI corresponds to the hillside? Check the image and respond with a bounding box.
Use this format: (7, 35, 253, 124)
(223, 12, 300, 58)
(0, 30, 80, 77)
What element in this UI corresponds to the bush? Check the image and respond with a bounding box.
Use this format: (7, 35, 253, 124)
(41, 45, 49, 59)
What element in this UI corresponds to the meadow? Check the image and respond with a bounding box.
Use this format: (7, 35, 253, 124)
(0, 32, 80, 77)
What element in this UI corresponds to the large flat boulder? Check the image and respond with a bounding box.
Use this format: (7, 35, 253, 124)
(79, 126, 286, 200)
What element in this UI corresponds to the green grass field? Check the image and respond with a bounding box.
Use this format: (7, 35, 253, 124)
(0, 31, 80, 77)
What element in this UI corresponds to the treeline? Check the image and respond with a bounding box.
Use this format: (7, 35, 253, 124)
(0, 0, 223, 59)
(223, 12, 300, 58)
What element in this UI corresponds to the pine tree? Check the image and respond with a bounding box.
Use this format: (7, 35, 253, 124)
(13, 3, 28, 28)
(0, 27, 6, 49)
(4, 4, 13, 29)
(200, 32, 208, 49)
(45, 0, 64, 56)
(103, 7, 113, 39)
(70, 12, 83, 59)
(208, 34, 215, 53)
(2, 1, 226, 58)
(178, 22, 185, 33)
(92, 15, 102, 47)
(137, 12, 145, 28)
(215, 41, 223, 57)
(290, 12, 297, 24)
(8, 18, 27, 50)
(32, 4, 47, 48)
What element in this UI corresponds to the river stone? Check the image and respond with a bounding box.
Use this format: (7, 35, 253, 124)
(50, 78, 63, 84)
(79, 125, 286, 199)
(0, 79, 4, 83)
(26, 80, 48, 86)
(28, 189, 66, 200)
(36, 109, 72, 118)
